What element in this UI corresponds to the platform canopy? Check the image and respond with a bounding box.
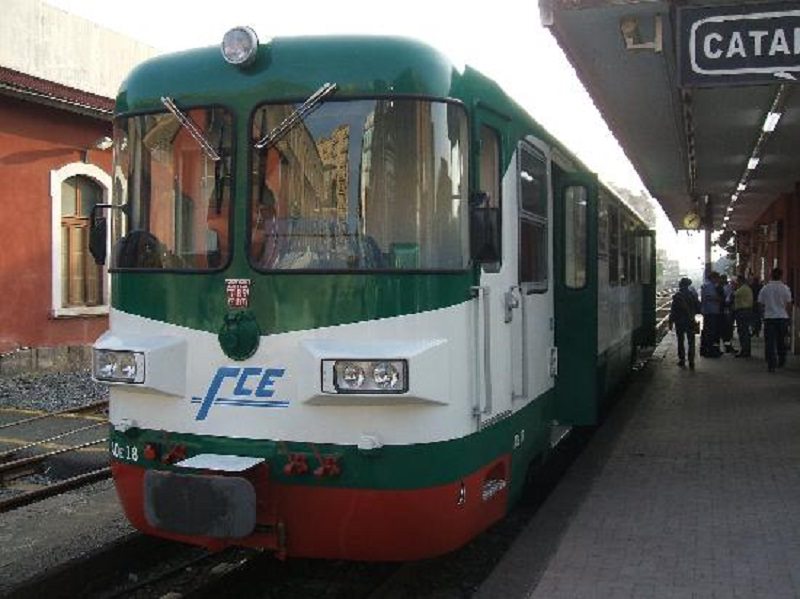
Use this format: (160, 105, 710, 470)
(542, 0, 799, 232)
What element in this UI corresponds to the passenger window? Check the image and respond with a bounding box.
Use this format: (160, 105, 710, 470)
(475, 125, 502, 270)
(598, 195, 609, 258)
(621, 218, 630, 285)
(608, 203, 619, 285)
(640, 235, 652, 284)
(564, 186, 587, 288)
(479, 126, 500, 208)
(519, 145, 548, 292)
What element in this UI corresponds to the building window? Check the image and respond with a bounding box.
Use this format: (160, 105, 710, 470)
(61, 176, 103, 306)
(51, 163, 111, 317)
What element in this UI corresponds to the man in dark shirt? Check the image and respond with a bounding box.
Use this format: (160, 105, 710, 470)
(669, 278, 701, 369)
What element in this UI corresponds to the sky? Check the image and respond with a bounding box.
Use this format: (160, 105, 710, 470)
(45, 0, 703, 271)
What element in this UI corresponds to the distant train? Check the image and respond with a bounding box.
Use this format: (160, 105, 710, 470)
(91, 28, 655, 560)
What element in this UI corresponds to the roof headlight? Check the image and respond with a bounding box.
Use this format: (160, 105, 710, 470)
(221, 26, 259, 67)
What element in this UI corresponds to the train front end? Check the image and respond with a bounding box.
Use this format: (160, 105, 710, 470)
(94, 32, 513, 560)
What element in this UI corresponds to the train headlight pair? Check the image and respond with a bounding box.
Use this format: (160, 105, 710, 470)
(93, 350, 145, 383)
(330, 360, 408, 393)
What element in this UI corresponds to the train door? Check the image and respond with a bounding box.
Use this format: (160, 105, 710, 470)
(638, 229, 657, 346)
(510, 140, 554, 404)
(472, 112, 519, 427)
(553, 170, 599, 425)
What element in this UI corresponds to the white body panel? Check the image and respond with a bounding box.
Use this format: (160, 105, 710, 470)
(102, 303, 478, 446)
(597, 256, 644, 353)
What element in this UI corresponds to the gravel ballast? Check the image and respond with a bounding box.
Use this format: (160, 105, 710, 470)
(0, 370, 108, 412)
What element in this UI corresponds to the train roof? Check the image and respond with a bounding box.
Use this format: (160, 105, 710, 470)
(119, 36, 552, 139)
(119, 36, 457, 111)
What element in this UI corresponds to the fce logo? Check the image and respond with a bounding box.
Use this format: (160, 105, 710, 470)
(192, 367, 288, 421)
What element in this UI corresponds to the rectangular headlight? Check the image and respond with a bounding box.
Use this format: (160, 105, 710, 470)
(323, 359, 408, 394)
(93, 349, 145, 383)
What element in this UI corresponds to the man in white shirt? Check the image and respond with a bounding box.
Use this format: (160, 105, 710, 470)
(757, 267, 793, 372)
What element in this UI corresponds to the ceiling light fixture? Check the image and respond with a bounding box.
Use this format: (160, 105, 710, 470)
(762, 111, 782, 132)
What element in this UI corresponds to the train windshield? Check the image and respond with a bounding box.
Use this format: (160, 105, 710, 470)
(110, 106, 233, 270)
(250, 99, 469, 271)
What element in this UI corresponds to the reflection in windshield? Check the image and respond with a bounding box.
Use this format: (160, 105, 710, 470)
(111, 107, 232, 270)
(250, 99, 468, 271)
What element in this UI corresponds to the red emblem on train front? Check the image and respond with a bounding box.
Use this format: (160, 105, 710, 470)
(225, 279, 251, 308)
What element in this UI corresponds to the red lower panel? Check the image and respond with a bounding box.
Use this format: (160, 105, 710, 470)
(111, 456, 510, 561)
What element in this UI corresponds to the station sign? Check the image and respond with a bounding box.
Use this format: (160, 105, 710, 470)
(678, 2, 800, 87)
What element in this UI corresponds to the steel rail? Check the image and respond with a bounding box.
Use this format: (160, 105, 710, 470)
(0, 437, 107, 482)
(0, 466, 111, 513)
(0, 399, 108, 430)
(0, 421, 107, 461)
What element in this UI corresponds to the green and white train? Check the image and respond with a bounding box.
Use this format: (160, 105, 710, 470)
(91, 29, 655, 560)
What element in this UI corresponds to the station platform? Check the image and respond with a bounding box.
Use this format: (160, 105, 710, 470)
(477, 331, 800, 598)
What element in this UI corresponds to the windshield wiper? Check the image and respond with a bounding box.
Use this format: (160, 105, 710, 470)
(254, 82, 337, 150)
(161, 96, 221, 162)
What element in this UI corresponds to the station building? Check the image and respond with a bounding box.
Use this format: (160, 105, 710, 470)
(542, 0, 800, 348)
(0, 0, 156, 359)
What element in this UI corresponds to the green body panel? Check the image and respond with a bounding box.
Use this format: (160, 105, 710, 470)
(596, 332, 636, 402)
(118, 38, 459, 114)
(113, 271, 473, 334)
(110, 389, 555, 495)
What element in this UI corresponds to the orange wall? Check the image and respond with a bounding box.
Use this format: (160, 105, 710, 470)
(0, 96, 110, 353)
(744, 188, 800, 299)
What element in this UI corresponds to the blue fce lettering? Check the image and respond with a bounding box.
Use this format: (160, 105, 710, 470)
(193, 367, 289, 420)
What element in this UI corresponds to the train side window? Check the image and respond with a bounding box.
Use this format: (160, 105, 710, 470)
(620, 218, 630, 285)
(598, 195, 609, 258)
(608, 203, 619, 285)
(475, 125, 502, 270)
(479, 126, 500, 209)
(564, 185, 587, 288)
(640, 235, 652, 284)
(518, 145, 548, 292)
(623, 218, 635, 284)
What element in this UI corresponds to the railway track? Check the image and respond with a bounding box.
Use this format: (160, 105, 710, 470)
(0, 400, 110, 513)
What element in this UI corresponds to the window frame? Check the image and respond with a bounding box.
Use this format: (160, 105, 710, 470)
(607, 200, 620, 286)
(478, 123, 503, 272)
(246, 95, 471, 275)
(50, 163, 111, 318)
(564, 185, 588, 290)
(517, 143, 549, 294)
(109, 104, 236, 274)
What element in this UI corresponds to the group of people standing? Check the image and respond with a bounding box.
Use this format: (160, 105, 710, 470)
(668, 267, 793, 372)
